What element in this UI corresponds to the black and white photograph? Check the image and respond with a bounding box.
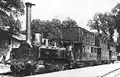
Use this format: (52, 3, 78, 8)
(0, 0, 120, 77)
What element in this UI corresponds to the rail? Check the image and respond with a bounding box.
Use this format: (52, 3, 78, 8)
(97, 67, 120, 77)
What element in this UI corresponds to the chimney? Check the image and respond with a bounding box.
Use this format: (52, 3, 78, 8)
(25, 2, 35, 46)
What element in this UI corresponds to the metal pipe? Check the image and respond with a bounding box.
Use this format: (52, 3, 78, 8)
(25, 2, 35, 46)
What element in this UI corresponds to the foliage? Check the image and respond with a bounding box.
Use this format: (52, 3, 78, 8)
(111, 3, 120, 43)
(0, 0, 25, 34)
(87, 12, 115, 41)
(87, 3, 120, 43)
(31, 18, 78, 40)
(62, 17, 78, 28)
(0, 0, 24, 17)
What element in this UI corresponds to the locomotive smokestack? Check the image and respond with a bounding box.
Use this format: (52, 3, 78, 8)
(25, 2, 35, 45)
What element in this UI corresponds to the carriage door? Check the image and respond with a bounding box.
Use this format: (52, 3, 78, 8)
(97, 48, 101, 61)
(109, 50, 112, 62)
(74, 43, 82, 61)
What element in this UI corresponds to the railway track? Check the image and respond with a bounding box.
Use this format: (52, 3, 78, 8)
(97, 67, 120, 77)
(0, 72, 26, 77)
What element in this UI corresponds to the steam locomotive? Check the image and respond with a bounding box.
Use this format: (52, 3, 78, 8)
(5, 2, 117, 75)
(5, 2, 75, 74)
(8, 41, 73, 74)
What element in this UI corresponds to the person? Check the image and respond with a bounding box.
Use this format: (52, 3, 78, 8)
(66, 45, 75, 69)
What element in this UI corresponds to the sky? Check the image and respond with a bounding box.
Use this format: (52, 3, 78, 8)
(20, 0, 120, 31)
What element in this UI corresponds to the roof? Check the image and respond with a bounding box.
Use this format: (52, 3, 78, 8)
(64, 27, 96, 36)
(12, 34, 26, 41)
(0, 29, 26, 41)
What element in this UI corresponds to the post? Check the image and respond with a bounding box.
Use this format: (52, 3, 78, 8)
(25, 2, 35, 46)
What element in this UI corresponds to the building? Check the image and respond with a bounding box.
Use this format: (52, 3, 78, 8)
(0, 29, 26, 60)
(12, 34, 26, 48)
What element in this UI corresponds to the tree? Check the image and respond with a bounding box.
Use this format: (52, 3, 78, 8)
(62, 17, 78, 28)
(111, 3, 120, 43)
(9, 19, 22, 33)
(0, 0, 25, 34)
(50, 18, 62, 39)
(31, 19, 45, 34)
(31, 18, 79, 40)
(87, 12, 115, 41)
(87, 13, 102, 33)
(31, 19, 62, 39)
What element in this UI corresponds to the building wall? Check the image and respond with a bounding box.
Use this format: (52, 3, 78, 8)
(0, 36, 22, 58)
(0, 39, 11, 58)
(0, 30, 25, 61)
(0, 37, 21, 49)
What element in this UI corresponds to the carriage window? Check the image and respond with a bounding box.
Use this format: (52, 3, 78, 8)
(91, 47, 96, 53)
(8, 38, 11, 45)
(91, 47, 94, 53)
(94, 48, 97, 53)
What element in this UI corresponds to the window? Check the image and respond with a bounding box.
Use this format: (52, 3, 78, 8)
(91, 47, 96, 53)
(91, 47, 94, 53)
(8, 38, 11, 45)
(94, 48, 97, 53)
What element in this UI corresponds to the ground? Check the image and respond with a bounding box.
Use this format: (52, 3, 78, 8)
(0, 64, 10, 73)
(1, 63, 120, 77)
(25, 63, 120, 77)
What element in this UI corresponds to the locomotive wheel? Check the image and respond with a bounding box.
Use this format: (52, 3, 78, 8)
(34, 65, 45, 74)
(90, 62, 93, 66)
(10, 65, 16, 73)
(24, 64, 37, 75)
(10, 65, 21, 74)
(57, 64, 68, 71)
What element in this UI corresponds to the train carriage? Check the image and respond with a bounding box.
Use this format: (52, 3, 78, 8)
(81, 44, 98, 65)
(62, 27, 101, 66)
(109, 42, 117, 63)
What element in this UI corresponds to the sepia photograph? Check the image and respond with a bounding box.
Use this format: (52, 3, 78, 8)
(0, 0, 120, 77)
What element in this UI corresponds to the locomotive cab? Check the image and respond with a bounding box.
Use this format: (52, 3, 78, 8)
(39, 46, 67, 60)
